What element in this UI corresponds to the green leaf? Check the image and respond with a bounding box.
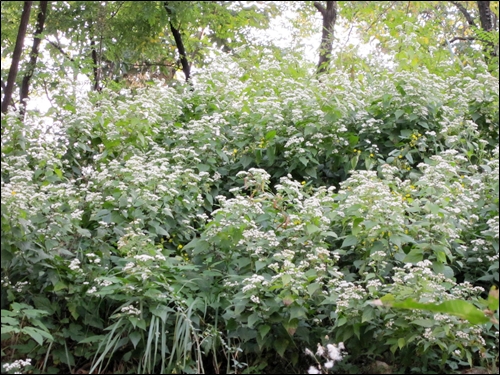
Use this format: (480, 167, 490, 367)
(265, 130, 276, 140)
(247, 312, 260, 328)
(22, 326, 53, 345)
(258, 324, 271, 339)
(282, 274, 291, 285)
(337, 316, 347, 327)
(400, 129, 412, 138)
(151, 305, 171, 323)
(305, 167, 317, 178)
(77, 228, 91, 237)
(79, 335, 107, 344)
(306, 224, 320, 235)
(53, 280, 68, 292)
(274, 338, 289, 357)
(403, 249, 423, 263)
(381, 297, 490, 325)
(307, 283, 321, 296)
(129, 331, 141, 348)
(410, 319, 435, 327)
(361, 307, 374, 323)
(255, 260, 267, 272)
(341, 235, 358, 248)
(350, 154, 359, 170)
(398, 337, 405, 349)
(266, 145, 276, 165)
(241, 154, 253, 168)
(487, 287, 499, 311)
(352, 218, 364, 236)
(1, 317, 19, 326)
(289, 305, 306, 320)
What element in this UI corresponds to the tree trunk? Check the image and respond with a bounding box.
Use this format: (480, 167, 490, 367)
(476, 1, 497, 62)
(91, 38, 101, 91)
(477, 1, 492, 31)
(1, 1, 33, 114)
(314, 1, 337, 74)
(164, 2, 191, 82)
(20, 1, 49, 117)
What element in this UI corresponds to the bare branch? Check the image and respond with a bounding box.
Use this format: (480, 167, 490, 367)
(450, 1, 477, 27)
(441, 36, 476, 46)
(47, 40, 76, 63)
(449, 36, 477, 43)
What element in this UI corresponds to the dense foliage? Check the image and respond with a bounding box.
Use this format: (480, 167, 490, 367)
(2, 52, 499, 373)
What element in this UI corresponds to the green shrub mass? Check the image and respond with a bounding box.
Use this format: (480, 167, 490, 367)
(1, 56, 499, 374)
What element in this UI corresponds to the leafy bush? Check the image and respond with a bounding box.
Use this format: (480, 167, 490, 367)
(2, 54, 499, 373)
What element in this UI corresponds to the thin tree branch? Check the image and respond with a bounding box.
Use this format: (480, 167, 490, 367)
(451, 1, 477, 27)
(449, 36, 477, 43)
(441, 36, 476, 47)
(108, 1, 125, 20)
(47, 40, 77, 63)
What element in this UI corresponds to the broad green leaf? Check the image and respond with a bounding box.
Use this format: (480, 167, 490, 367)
(403, 249, 423, 263)
(380, 296, 490, 325)
(352, 217, 364, 236)
(289, 305, 306, 320)
(247, 312, 260, 328)
(22, 326, 53, 345)
(265, 130, 276, 140)
(398, 337, 405, 349)
(274, 338, 289, 357)
(410, 319, 435, 327)
(258, 324, 271, 339)
(129, 331, 141, 348)
(361, 307, 374, 323)
(307, 283, 321, 296)
(306, 224, 320, 234)
(341, 235, 358, 248)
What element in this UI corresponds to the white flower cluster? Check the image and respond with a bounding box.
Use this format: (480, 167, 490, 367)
(242, 274, 268, 293)
(85, 253, 101, 264)
(121, 305, 141, 316)
(13, 281, 29, 293)
(69, 258, 82, 272)
(305, 342, 346, 373)
(3, 359, 32, 373)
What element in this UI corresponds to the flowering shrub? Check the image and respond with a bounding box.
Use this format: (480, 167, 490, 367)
(1, 53, 498, 373)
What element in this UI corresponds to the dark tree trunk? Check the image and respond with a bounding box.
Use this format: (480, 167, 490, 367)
(476, 1, 497, 62)
(20, 1, 49, 117)
(314, 1, 337, 74)
(90, 38, 101, 91)
(164, 2, 191, 82)
(477, 1, 492, 31)
(1, 1, 33, 114)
